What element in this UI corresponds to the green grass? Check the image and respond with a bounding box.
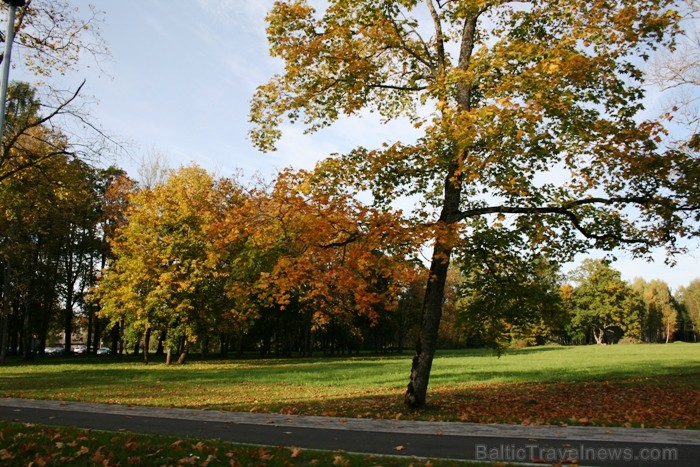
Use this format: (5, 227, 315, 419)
(2, 344, 698, 396)
(0, 421, 486, 466)
(1, 344, 698, 464)
(1, 344, 698, 425)
(430, 343, 700, 385)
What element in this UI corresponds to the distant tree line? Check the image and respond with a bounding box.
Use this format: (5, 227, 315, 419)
(453, 250, 700, 349)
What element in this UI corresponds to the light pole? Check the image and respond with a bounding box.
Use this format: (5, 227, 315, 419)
(0, 0, 24, 364)
(0, 0, 26, 140)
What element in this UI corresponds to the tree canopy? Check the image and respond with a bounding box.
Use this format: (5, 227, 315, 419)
(94, 165, 420, 363)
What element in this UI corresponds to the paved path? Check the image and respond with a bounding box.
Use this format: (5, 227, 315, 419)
(1, 398, 698, 466)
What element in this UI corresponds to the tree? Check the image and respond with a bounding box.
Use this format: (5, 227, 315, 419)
(241, 169, 420, 356)
(0, 83, 105, 362)
(0, 0, 112, 360)
(676, 278, 700, 340)
(251, 0, 699, 408)
(568, 259, 645, 344)
(455, 228, 566, 350)
(1, 2, 115, 183)
(0, 81, 77, 183)
(631, 278, 679, 342)
(0, 152, 102, 360)
(95, 165, 245, 364)
(647, 0, 700, 149)
(136, 148, 170, 190)
(1, 0, 107, 78)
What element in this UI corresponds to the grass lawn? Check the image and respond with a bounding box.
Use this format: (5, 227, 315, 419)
(1, 343, 698, 428)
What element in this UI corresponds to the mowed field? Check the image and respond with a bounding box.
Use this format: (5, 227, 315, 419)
(1, 343, 698, 428)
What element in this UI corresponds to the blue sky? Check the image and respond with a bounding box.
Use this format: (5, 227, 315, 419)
(37, 0, 410, 179)
(7, 0, 699, 288)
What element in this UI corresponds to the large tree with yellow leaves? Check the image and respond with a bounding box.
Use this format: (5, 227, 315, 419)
(251, 0, 700, 409)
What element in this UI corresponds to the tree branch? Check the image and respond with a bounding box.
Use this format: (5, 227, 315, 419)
(453, 196, 659, 245)
(2, 80, 86, 161)
(318, 231, 361, 249)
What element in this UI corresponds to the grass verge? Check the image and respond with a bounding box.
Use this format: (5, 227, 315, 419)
(0, 421, 487, 466)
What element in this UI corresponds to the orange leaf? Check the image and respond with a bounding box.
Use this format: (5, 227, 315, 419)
(192, 441, 206, 452)
(170, 439, 184, 448)
(75, 446, 90, 457)
(257, 448, 274, 461)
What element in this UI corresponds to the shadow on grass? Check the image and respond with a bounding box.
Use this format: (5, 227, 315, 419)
(435, 346, 569, 359)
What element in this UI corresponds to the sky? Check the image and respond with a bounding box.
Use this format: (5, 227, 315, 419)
(6, 0, 700, 289)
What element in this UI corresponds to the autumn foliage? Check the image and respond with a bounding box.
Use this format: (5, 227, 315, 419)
(93, 166, 421, 361)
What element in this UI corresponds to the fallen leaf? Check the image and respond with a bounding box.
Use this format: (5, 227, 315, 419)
(257, 448, 273, 461)
(75, 446, 90, 457)
(192, 441, 206, 452)
(90, 448, 106, 464)
(124, 440, 137, 451)
(32, 452, 47, 466)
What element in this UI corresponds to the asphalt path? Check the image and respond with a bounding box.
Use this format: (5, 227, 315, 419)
(1, 398, 699, 466)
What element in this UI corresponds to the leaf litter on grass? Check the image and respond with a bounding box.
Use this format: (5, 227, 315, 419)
(0, 421, 475, 466)
(277, 375, 700, 429)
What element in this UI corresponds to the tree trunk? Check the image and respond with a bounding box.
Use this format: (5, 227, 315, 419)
(166, 347, 172, 365)
(86, 310, 93, 355)
(23, 304, 33, 361)
(202, 335, 209, 356)
(404, 241, 453, 410)
(594, 328, 605, 345)
(177, 351, 188, 364)
(143, 327, 151, 364)
(177, 343, 188, 365)
(404, 10, 479, 410)
(156, 330, 166, 355)
(0, 261, 11, 364)
(404, 158, 463, 410)
(91, 318, 101, 354)
(63, 254, 75, 355)
(219, 333, 228, 357)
